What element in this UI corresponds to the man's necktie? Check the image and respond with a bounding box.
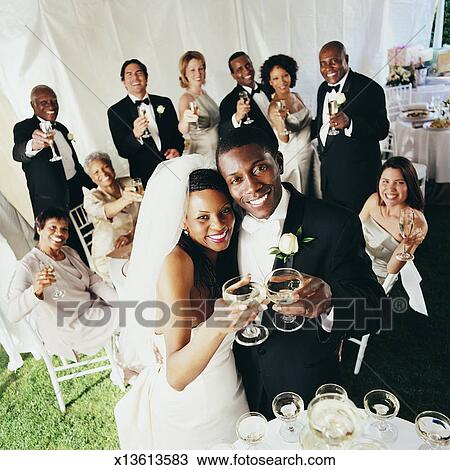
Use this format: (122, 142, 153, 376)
(327, 85, 340, 93)
(251, 85, 261, 97)
(135, 97, 150, 106)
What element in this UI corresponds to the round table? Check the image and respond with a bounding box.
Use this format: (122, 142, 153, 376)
(394, 118, 450, 183)
(233, 410, 423, 450)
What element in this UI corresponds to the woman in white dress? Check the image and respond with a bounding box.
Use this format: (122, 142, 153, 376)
(115, 155, 257, 449)
(359, 157, 427, 283)
(260, 54, 320, 196)
(178, 51, 220, 160)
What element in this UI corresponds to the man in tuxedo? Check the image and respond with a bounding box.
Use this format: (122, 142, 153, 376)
(108, 59, 184, 188)
(12, 85, 94, 256)
(216, 126, 387, 417)
(219, 52, 276, 144)
(313, 41, 389, 213)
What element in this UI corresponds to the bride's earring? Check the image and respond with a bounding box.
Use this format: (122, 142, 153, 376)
(183, 228, 190, 237)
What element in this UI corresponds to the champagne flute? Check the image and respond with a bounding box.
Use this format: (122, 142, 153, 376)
(275, 100, 289, 135)
(415, 411, 450, 450)
(188, 100, 203, 134)
(236, 412, 268, 449)
(316, 383, 348, 398)
(396, 208, 415, 261)
(265, 268, 305, 332)
(272, 392, 304, 443)
(238, 91, 254, 124)
(137, 104, 151, 138)
(222, 275, 268, 347)
(327, 99, 339, 136)
(126, 177, 144, 196)
(363, 389, 400, 444)
(39, 261, 65, 300)
(39, 121, 62, 162)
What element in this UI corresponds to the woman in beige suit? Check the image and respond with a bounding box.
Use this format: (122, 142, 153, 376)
(83, 152, 142, 285)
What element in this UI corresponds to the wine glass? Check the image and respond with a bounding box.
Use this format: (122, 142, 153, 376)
(126, 177, 144, 196)
(39, 121, 62, 162)
(137, 104, 151, 138)
(415, 411, 450, 450)
(327, 99, 339, 136)
(275, 100, 289, 135)
(307, 392, 360, 449)
(272, 391, 304, 443)
(265, 268, 305, 332)
(316, 383, 348, 398)
(188, 100, 203, 134)
(396, 208, 415, 261)
(238, 91, 254, 124)
(363, 389, 400, 444)
(39, 261, 65, 300)
(236, 412, 268, 449)
(222, 275, 268, 347)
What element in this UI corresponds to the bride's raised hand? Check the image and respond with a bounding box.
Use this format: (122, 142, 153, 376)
(209, 298, 261, 334)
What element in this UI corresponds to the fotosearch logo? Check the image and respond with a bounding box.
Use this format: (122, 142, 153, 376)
(56, 296, 398, 332)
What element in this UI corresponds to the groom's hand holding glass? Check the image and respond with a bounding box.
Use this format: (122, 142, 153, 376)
(328, 110, 350, 130)
(272, 274, 332, 319)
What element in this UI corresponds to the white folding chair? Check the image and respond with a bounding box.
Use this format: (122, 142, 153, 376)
(347, 273, 398, 375)
(385, 84, 412, 122)
(69, 204, 95, 270)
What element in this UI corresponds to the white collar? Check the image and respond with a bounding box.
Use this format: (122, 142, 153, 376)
(241, 83, 259, 95)
(128, 93, 150, 103)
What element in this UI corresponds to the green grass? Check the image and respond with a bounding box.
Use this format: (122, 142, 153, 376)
(0, 206, 449, 449)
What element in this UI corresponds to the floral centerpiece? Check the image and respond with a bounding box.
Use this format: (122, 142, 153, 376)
(386, 66, 413, 87)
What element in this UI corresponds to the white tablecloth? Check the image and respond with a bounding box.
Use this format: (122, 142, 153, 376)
(394, 119, 450, 183)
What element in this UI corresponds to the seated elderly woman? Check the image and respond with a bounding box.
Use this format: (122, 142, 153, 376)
(7, 208, 120, 359)
(359, 157, 428, 284)
(83, 151, 142, 285)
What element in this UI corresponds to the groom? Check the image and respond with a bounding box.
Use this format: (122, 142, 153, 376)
(216, 126, 386, 417)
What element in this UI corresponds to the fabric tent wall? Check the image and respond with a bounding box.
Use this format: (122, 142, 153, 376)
(0, 0, 435, 224)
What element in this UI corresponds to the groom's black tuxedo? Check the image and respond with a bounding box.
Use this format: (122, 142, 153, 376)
(219, 84, 276, 145)
(313, 69, 389, 213)
(219, 184, 386, 416)
(108, 95, 184, 187)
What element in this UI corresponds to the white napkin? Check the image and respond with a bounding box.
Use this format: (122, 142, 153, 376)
(400, 261, 428, 316)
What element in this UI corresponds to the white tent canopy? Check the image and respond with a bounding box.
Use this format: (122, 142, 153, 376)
(0, 0, 437, 224)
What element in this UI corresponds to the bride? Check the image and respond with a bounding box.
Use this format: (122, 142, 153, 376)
(115, 155, 257, 449)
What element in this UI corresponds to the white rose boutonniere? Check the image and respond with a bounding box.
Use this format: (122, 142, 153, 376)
(335, 92, 346, 106)
(156, 105, 165, 116)
(269, 226, 315, 264)
(67, 132, 75, 142)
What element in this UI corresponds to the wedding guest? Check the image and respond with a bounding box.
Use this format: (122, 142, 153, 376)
(7, 208, 119, 360)
(83, 152, 143, 285)
(216, 126, 386, 416)
(12, 85, 94, 257)
(260, 54, 319, 196)
(313, 41, 389, 212)
(178, 51, 220, 160)
(115, 156, 258, 449)
(219, 51, 275, 143)
(108, 59, 184, 187)
(359, 157, 427, 284)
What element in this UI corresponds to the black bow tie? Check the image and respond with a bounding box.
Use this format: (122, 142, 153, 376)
(251, 85, 261, 96)
(135, 97, 150, 106)
(327, 85, 340, 93)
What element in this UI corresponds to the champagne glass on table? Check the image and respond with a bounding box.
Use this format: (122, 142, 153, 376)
(315, 383, 348, 398)
(415, 411, 450, 450)
(222, 275, 268, 346)
(188, 100, 203, 134)
(272, 392, 304, 443)
(363, 389, 400, 444)
(236, 412, 268, 449)
(39, 261, 65, 300)
(396, 208, 415, 261)
(327, 99, 339, 136)
(275, 100, 289, 136)
(265, 268, 305, 332)
(137, 104, 151, 138)
(238, 90, 254, 124)
(39, 121, 62, 162)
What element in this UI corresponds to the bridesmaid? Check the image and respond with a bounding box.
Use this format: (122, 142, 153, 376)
(178, 51, 220, 160)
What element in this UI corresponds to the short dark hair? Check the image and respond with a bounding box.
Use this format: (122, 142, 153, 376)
(228, 51, 249, 73)
(189, 169, 229, 196)
(260, 54, 299, 94)
(216, 126, 279, 168)
(377, 157, 424, 210)
(35, 207, 69, 231)
(120, 59, 148, 81)
(320, 41, 347, 57)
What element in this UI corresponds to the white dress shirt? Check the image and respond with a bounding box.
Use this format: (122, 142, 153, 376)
(319, 70, 353, 146)
(25, 117, 76, 180)
(128, 93, 162, 151)
(238, 187, 334, 332)
(232, 83, 270, 128)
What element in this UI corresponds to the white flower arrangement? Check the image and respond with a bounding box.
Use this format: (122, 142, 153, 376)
(269, 226, 315, 264)
(335, 92, 346, 106)
(156, 105, 165, 116)
(67, 132, 75, 142)
(386, 66, 412, 87)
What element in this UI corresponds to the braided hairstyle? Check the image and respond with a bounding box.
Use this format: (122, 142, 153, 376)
(178, 169, 231, 298)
